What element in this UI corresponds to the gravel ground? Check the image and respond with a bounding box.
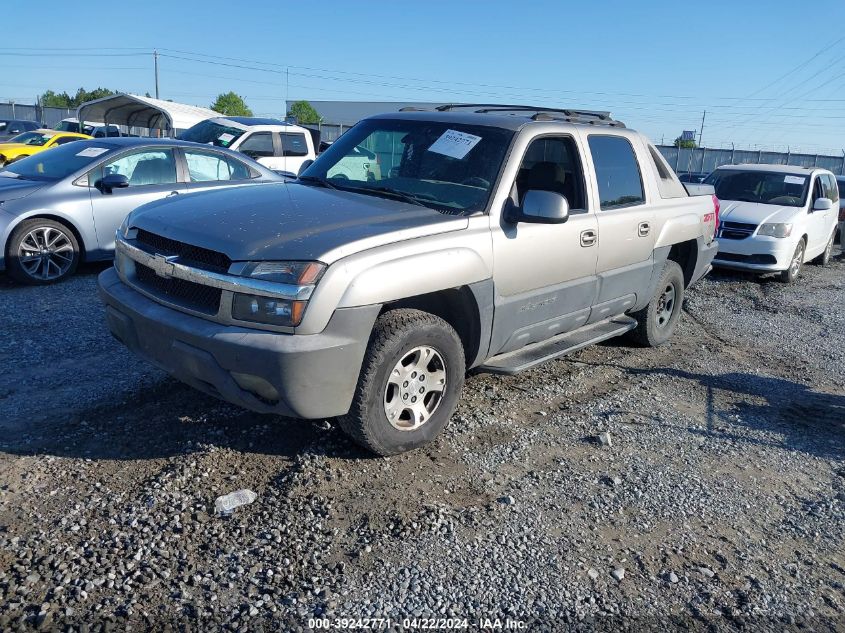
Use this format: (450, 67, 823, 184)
(0, 250, 844, 631)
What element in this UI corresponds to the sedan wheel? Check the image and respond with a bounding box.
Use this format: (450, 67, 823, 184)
(780, 239, 805, 283)
(7, 219, 80, 285)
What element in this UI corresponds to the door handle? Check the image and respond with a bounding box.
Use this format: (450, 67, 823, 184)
(167, 191, 180, 197)
(580, 229, 597, 247)
(638, 222, 651, 237)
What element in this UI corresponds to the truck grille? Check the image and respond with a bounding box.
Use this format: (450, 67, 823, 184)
(718, 222, 757, 240)
(135, 263, 222, 315)
(136, 229, 231, 273)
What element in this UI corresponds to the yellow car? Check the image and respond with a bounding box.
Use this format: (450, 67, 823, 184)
(0, 129, 91, 166)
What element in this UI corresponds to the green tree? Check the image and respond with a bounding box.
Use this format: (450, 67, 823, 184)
(673, 136, 698, 149)
(210, 92, 253, 116)
(287, 100, 321, 124)
(39, 87, 118, 108)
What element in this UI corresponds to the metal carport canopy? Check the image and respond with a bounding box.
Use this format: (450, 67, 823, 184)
(76, 93, 220, 134)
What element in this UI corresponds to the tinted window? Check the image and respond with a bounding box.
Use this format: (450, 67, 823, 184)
(179, 120, 246, 147)
(821, 174, 838, 202)
(53, 136, 82, 146)
(239, 132, 274, 158)
(516, 136, 587, 210)
(184, 150, 253, 182)
(0, 142, 117, 181)
(704, 169, 810, 207)
(588, 136, 645, 209)
(279, 132, 308, 157)
(99, 149, 177, 186)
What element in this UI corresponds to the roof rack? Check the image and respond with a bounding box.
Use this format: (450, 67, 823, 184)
(432, 103, 625, 128)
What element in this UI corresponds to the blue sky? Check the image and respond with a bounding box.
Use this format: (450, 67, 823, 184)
(2, 0, 844, 154)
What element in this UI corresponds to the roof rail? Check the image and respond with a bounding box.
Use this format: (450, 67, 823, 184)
(433, 103, 625, 128)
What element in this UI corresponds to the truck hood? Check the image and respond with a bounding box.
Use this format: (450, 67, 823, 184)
(719, 199, 798, 225)
(0, 176, 48, 202)
(129, 182, 469, 263)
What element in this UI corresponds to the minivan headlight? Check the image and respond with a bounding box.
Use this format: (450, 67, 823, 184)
(231, 261, 326, 327)
(757, 223, 793, 238)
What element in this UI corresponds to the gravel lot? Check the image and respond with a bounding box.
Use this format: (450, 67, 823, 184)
(1, 250, 843, 631)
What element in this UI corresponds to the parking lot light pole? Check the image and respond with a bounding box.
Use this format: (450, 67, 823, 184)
(154, 50, 160, 100)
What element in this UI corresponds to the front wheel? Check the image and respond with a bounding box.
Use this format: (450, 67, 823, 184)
(338, 309, 465, 456)
(6, 218, 80, 284)
(780, 238, 805, 283)
(629, 260, 685, 347)
(813, 231, 834, 266)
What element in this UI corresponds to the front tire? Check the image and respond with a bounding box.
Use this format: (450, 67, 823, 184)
(629, 260, 685, 347)
(779, 238, 805, 283)
(812, 231, 834, 266)
(338, 309, 465, 456)
(6, 218, 80, 285)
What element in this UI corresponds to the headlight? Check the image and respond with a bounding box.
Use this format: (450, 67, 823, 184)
(231, 261, 326, 327)
(757, 223, 793, 238)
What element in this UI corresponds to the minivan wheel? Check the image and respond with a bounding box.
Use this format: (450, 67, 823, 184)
(629, 260, 685, 347)
(779, 238, 805, 283)
(813, 231, 834, 266)
(338, 309, 465, 456)
(6, 218, 80, 285)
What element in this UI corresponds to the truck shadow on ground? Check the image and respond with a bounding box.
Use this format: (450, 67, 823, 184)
(0, 377, 372, 463)
(591, 362, 845, 461)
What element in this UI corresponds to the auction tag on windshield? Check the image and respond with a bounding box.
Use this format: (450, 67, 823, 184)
(784, 175, 806, 185)
(427, 129, 482, 160)
(76, 147, 109, 158)
(217, 133, 235, 144)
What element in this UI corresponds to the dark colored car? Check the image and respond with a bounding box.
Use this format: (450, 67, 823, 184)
(0, 119, 42, 142)
(677, 171, 709, 184)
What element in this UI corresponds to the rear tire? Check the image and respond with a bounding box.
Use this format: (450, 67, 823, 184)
(812, 231, 834, 266)
(6, 218, 80, 285)
(338, 309, 465, 456)
(779, 238, 805, 283)
(629, 260, 685, 347)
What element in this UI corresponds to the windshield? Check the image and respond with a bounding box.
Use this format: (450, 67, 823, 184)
(704, 169, 810, 207)
(55, 121, 80, 133)
(7, 131, 54, 146)
(179, 120, 247, 148)
(300, 118, 514, 214)
(0, 141, 116, 181)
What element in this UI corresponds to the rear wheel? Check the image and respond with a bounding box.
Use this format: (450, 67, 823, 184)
(338, 309, 465, 456)
(779, 238, 805, 283)
(629, 260, 685, 347)
(813, 231, 834, 266)
(6, 218, 80, 285)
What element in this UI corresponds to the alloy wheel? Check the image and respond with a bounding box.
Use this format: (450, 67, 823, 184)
(383, 345, 447, 431)
(17, 226, 75, 281)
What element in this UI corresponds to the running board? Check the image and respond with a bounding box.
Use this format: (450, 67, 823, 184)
(480, 316, 637, 375)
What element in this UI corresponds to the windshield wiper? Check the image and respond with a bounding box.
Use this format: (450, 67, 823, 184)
(340, 185, 435, 208)
(298, 175, 339, 190)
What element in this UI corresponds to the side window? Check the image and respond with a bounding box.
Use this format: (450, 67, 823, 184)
(514, 136, 587, 211)
(279, 132, 308, 157)
(812, 176, 824, 202)
(647, 144, 687, 199)
(184, 150, 253, 182)
(53, 136, 81, 146)
(588, 135, 646, 209)
(822, 174, 839, 202)
(97, 148, 177, 186)
(239, 132, 274, 159)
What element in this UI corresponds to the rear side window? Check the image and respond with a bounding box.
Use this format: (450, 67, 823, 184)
(239, 132, 274, 159)
(647, 144, 687, 199)
(279, 132, 308, 157)
(184, 149, 255, 182)
(588, 135, 645, 209)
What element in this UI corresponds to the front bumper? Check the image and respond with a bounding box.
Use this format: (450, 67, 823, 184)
(98, 267, 379, 418)
(712, 235, 795, 272)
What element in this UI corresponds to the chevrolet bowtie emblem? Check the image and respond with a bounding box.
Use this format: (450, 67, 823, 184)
(152, 254, 179, 278)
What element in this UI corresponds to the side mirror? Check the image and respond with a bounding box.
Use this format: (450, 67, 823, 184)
(505, 190, 570, 224)
(95, 173, 129, 194)
(813, 197, 833, 211)
(298, 159, 314, 177)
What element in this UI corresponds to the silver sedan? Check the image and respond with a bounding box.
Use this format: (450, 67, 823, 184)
(0, 137, 283, 284)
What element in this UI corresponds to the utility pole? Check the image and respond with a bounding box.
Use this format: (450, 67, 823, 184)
(697, 110, 706, 147)
(154, 50, 160, 100)
(286, 67, 289, 117)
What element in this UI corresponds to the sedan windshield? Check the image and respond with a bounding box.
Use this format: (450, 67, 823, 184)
(179, 120, 247, 148)
(7, 131, 54, 146)
(300, 118, 514, 214)
(0, 141, 116, 181)
(704, 169, 810, 207)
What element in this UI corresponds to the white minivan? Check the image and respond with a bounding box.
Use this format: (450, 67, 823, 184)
(708, 164, 839, 282)
(178, 117, 317, 176)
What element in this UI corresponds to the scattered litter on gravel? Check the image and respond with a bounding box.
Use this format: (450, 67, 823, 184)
(1, 252, 844, 630)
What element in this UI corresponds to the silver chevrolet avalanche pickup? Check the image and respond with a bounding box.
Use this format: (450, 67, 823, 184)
(99, 105, 719, 455)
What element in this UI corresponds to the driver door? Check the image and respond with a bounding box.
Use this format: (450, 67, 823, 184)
(489, 135, 599, 355)
(87, 147, 186, 255)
